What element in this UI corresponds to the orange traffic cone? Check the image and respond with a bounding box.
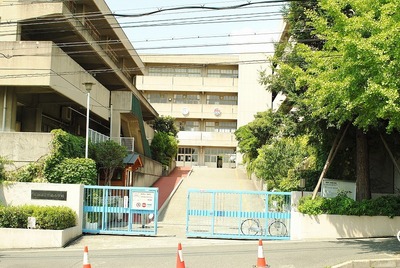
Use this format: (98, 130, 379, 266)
(256, 239, 268, 268)
(83, 246, 92, 268)
(176, 242, 186, 268)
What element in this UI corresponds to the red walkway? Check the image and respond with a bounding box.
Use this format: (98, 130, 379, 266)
(151, 166, 191, 210)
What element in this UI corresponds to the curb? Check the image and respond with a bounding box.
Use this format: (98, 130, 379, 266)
(332, 258, 400, 268)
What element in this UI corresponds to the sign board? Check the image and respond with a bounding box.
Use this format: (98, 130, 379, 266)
(31, 190, 67, 201)
(322, 178, 356, 200)
(132, 191, 155, 210)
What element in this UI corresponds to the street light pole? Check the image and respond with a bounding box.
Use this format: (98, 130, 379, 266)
(83, 82, 94, 158)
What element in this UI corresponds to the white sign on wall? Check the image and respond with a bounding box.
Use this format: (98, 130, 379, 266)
(322, 178, 356, 200)
(132, 192, 155, 211)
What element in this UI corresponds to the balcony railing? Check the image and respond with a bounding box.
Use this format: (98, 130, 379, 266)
(89, 129, 134, 152)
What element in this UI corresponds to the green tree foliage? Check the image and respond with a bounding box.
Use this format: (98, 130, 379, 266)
(92, 140, 127, 185)
(0, 156, 12, 182)
(254, 136, 316, 191)
(296, 0, 400, 200)
(235, 110, 299, 166)
(44, 129, 85, 182)
(260, 0, 400, 200)
(150, 132, 178, 166)
(299, 0, 400, 132)
(153, 116, 179, 137)
(51, 158, 97, 185)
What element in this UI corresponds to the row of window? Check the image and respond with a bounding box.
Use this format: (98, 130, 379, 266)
(146, 93, 238, 105)
(148, 67, 238, 78)
(178, 121, 237, 133)
(176, 147, 235, 163)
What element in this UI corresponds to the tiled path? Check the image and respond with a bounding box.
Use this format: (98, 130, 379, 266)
(151, 166, 192, 210)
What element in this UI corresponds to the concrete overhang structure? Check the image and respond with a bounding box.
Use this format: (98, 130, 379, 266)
(0, 0, 157, 156)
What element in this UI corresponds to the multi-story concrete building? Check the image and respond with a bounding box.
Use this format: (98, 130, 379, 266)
(0, 0, 161, 184)
(136, 54, 272, 168)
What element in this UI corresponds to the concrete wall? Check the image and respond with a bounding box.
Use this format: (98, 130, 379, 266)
(237, 53, 272, 128)
(0, 182, 83, 248)
(0, 132, 53, 169)
(134, 155, 163, 187)
(291, 212, 400, 240)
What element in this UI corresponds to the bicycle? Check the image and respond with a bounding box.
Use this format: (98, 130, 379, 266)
(240, 218, 288, 236)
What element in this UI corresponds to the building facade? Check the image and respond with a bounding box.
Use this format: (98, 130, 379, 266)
(136, 54, 272, 168)
(0, 0, 166, 186)
(0, 0, 158, 163)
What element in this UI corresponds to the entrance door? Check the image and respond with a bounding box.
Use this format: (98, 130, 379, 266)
(217, 156, 223, 168)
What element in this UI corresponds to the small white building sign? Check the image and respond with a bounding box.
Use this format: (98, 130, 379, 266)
(322, 178, 356, 200)
(132, 191, 155, 211)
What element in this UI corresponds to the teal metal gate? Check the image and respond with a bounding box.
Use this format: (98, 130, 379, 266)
(83, 186, 158, 235)
(186, 189, 291, 240)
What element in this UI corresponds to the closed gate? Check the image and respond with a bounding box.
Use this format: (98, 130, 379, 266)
(186, 189, 291, 240)
(83, 186, 158, 235)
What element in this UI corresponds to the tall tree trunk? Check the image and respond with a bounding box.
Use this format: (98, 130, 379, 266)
(356, 129, 371, 200)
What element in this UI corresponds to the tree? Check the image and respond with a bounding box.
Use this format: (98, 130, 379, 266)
(297, 0, 400, 200)
(254, 136, 317, 191)
(150, 132, 178, 166)
(235, 110, 299, 172)
(266, 0, 400, 200)
(153, 116, 179, 137)
(92, 140, 127, 185)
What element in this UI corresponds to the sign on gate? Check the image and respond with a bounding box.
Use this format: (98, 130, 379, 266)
(132, 191, 155, 210)
(186, 189, 291, 240)
(83, 186, 158, 236)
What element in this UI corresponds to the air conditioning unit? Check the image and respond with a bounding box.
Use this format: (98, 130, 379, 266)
(61, 107, 72, 122)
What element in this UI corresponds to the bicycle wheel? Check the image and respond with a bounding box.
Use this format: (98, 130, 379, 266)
(241, 219, 260, 235)
(268, 220, 287, 236)
(397, 230, 400, 242)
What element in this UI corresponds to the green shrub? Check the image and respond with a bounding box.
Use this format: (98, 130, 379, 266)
(33, 206, 77, 230)
(0, 156, 12, 182)
(0, 206, 30, 228)
(44, 129, 85, 183)
(9, 161, 46, 183)
(0, 205, 76, 229)
(51, 158, 97, 185)
(298, 194, 400, 218)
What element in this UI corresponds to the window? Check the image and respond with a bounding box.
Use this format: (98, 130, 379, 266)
(148, 67, 201, 77)
(178, 121, 200, 131)
(217, 121, 237, 133)
(206, 95, 238, 105)
(204, 148, 235, 163)
(176, 147, 199, 162)
(174, 94, 200, 104)
(205, 121, 236, 132)
(146, 93, 168, 103)
(207, 68, 238, 78)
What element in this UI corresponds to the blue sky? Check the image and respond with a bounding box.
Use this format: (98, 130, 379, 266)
(104, 0, 285, 55)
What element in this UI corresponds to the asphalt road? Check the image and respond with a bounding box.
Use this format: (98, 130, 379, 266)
(0, 237, 399, 267)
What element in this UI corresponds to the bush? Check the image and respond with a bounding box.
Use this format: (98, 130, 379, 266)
(9, 161, 46, 183)
(0, 205, 76, 229)
(51, 158, 97, 185)
(298, 194, 400, 218)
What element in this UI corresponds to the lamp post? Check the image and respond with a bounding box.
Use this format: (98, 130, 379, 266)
(83, 82, 94, 158)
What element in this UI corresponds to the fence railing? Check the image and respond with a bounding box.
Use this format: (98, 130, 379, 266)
(88, 129, 135, 152)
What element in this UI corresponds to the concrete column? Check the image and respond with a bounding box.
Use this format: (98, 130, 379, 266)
(0, 88, 18, 132)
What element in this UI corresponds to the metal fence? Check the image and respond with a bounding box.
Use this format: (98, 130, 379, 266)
(186, 189, 291, 240)
(83, 186, 158, 236)
(88, 129, 135, 152)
